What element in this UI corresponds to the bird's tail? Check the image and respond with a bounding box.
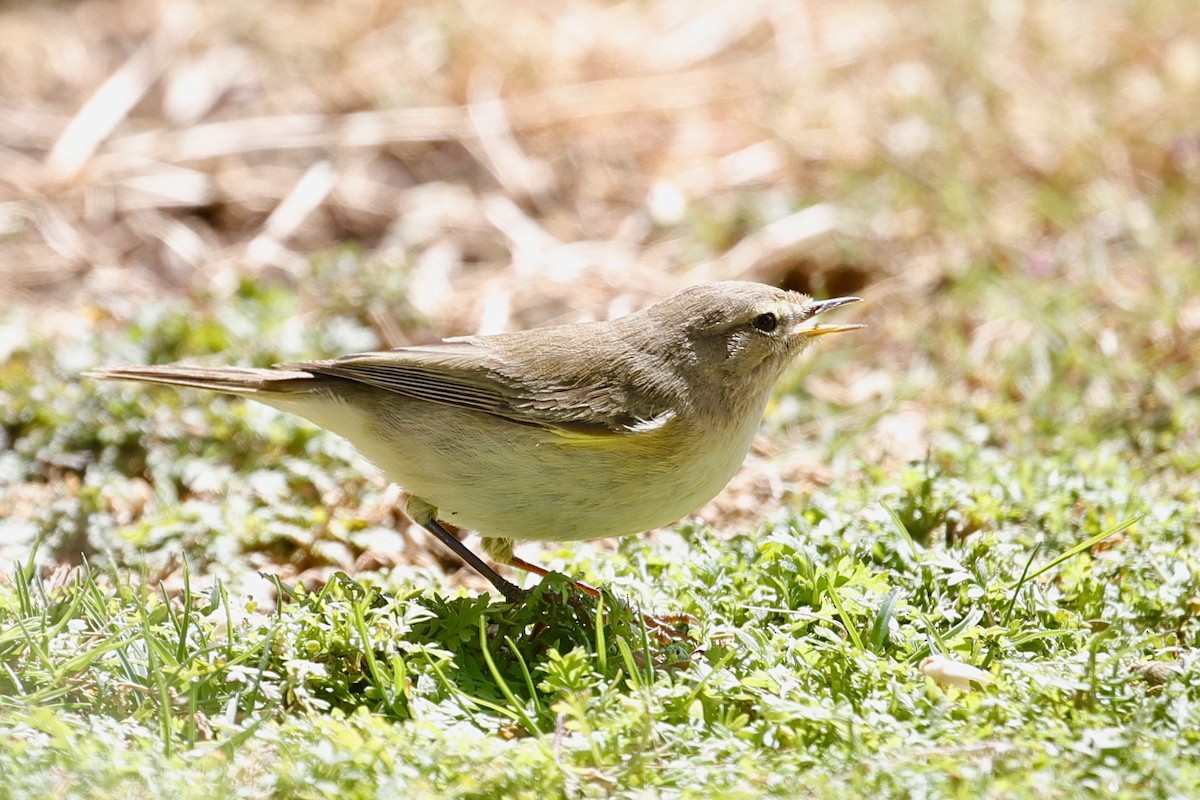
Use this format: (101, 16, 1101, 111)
(83, 364, 317, 396)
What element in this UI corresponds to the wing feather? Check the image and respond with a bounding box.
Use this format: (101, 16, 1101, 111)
(283, 338, 675, 436)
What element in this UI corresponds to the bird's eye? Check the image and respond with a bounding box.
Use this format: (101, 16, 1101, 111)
(751, 312, 778, 333)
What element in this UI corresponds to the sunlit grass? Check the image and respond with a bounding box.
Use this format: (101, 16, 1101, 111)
(3, 0, 1200, 796)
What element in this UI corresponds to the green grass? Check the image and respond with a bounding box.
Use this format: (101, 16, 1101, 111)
(2, 270, 1200, 797)
(4, 0, 1200, 794)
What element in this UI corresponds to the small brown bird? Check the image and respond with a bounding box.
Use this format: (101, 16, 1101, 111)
(87, 281, 862, 611)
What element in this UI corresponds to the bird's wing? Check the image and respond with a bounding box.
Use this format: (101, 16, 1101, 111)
(293, 344, 516, 418)
(283, 339, 675, 437)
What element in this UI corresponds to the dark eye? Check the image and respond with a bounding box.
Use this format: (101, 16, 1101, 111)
(751, 312, 778, 333)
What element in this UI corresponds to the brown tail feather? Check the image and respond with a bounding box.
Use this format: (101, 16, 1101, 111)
(83, 364, 317, 396)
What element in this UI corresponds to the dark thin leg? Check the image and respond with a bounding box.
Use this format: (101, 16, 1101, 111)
(420, 518, 530, 604)
(419, 516, 695, 639)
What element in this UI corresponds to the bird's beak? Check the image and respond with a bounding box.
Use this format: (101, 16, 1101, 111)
(794, 296, 866, 338)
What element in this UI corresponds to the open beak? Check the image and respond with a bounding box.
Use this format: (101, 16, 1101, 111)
(795, 296, 866, 338)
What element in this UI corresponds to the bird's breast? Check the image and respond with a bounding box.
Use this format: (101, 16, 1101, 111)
(304, 390, 764, 544)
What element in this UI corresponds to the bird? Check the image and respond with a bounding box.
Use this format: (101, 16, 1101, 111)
(86, 281, 863, 617)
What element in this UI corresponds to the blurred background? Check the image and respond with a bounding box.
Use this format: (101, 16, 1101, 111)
(2, 0, 1197, 595)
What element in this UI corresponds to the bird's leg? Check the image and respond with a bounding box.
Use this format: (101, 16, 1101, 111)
(419, 518, 531, 604)
(405, 497, 530, 604)
(418, 518, 531, 603)
(407, 497, 693, 638)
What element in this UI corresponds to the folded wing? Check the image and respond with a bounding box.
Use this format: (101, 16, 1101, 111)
(287, 338, 675, 437)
